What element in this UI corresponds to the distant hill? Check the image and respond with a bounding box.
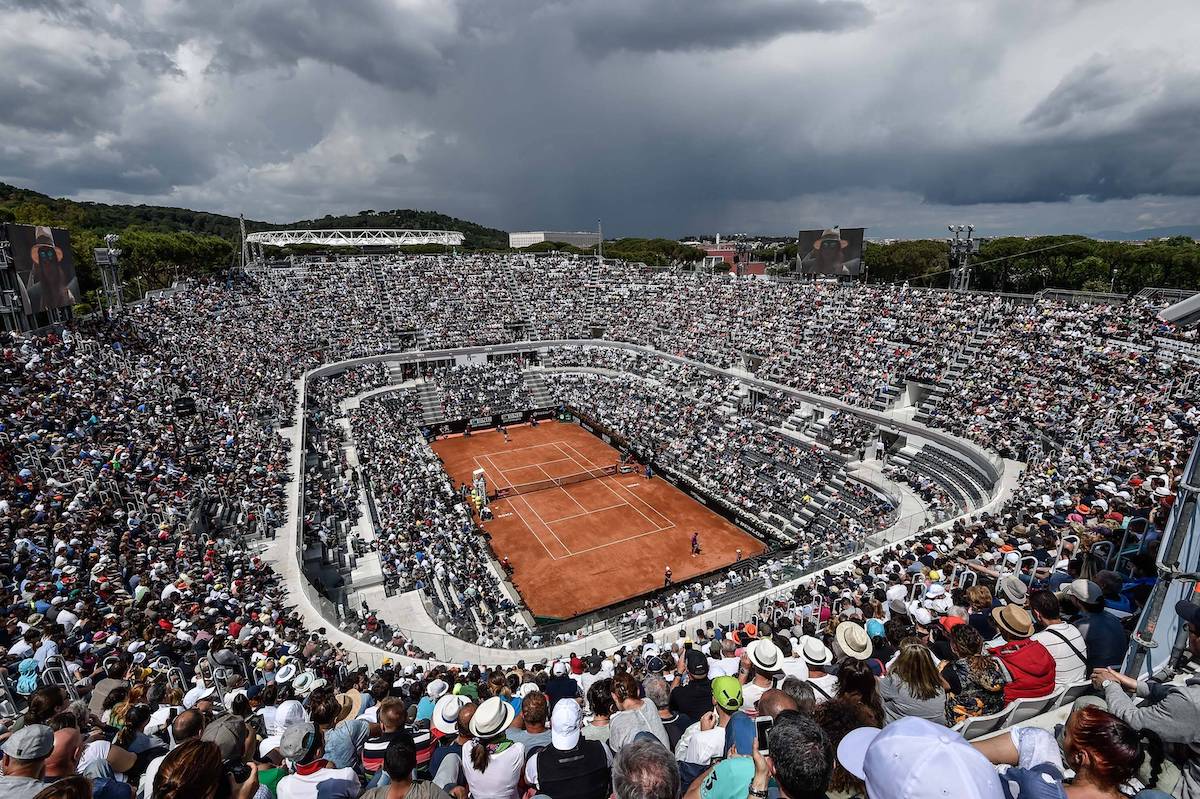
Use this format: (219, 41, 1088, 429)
(0, 182, 509, 248)
(1092, 225, 1200, 241)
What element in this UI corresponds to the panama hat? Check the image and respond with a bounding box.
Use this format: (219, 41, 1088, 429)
(469, 696, 515, 739)
(746, 639, 782, 673)
(432, 694, 471, 736)
(291, 671, 316, 695)
(991, 605, 1034, 639)
(274, 663, 298, 684)
(799, 636, 833, 666)
(835, 622, 873, 661)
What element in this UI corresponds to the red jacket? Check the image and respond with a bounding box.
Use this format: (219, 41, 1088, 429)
(990, 638, 1056, 704)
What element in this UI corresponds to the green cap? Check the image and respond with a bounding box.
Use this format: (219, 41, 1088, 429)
(711, 675, 743, 712)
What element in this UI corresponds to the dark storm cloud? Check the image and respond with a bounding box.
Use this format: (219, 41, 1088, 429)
(173, 0, 460, 92)
(2, 0, 1199, 237)
(0, 46, 120, 133)
(568, 0, 871, 55)
(1023, 57, 1137, 129)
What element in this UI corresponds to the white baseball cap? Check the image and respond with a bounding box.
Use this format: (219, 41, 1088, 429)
(837, 717, 1002, 799)
(550, 696, 583, 750)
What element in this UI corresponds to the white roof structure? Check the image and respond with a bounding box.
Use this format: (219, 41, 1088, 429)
(246, 228, 465, 248)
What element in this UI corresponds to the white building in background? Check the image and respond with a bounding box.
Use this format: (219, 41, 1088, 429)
(509, 231, 601, 249)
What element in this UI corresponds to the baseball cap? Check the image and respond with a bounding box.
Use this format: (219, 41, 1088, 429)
(2, 725, 54, 760)
(550, 695, 583, 750)
(1057, 579, 1102, 605)
(279, 722, 320, 763)
(685, 648, 709, 677)
(711, 676, 743, 712)
(837, 717, 1002, 799)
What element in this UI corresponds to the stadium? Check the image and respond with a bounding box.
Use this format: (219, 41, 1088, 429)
(2, 220, 1199, 795)
(3, 1, 1200, 793)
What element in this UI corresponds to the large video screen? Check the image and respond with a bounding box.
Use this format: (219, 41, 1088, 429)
(6, 224, 79, 313)
(797, 227, 865, 276)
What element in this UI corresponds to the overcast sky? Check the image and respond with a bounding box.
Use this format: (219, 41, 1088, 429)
(2, 0, 1198, 237)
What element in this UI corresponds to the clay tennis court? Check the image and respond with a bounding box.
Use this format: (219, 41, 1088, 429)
(432, 420, 765, 620)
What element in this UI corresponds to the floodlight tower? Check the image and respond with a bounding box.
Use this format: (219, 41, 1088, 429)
(947, 224, 977, 292)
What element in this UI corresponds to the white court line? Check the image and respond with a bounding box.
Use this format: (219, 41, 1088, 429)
(542, 501, 629, 524)
(564, 524, 673, 557)
(534, 463, 590, 513)
(514, 492, 571, 555)
(477, 454, 513, 489)
(471, 441, 563, 459)
(555, 442, 676, 531)
(499, 496, 559, 560)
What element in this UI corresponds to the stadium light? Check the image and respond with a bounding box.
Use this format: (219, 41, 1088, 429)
(948, 224, 976, 292)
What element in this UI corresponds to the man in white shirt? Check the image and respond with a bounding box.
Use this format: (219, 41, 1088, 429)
(1029, 590, 1088, 687)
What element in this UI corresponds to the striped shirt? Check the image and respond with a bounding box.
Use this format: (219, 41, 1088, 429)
(1031, 622, 1088, 688)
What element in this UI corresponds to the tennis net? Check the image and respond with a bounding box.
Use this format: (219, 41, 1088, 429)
(493, 464, 618, 498)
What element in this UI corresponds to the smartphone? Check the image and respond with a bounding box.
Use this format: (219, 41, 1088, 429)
(756, 717, 773, 753)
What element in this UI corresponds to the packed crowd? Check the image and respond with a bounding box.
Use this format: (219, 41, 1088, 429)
(543, 359, 894, 548)
(348, 393, 527, 649)
(431, 365, 531, 422)
(0, 255, 1195, 798)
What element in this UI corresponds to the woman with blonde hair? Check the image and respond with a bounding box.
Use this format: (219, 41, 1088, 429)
(878, 640, 949, 725)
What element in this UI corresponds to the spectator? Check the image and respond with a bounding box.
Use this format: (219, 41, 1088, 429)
(940, 624, 1007, 726)
(676, 676, 743, 766)
(973, 706, 1167, 799)
(360, 732, 452, 799)
(838, 717, 1001, 798)
(835, 658, 885, 725)
(0, 725, 56, 799)
(525, 699, 611, 799)
(815, 699, 877, 798)
(608, 674, 669, 752)
(989, 605, 1056, 704)
(582, 680, 615, 746)
(641, 677, 688, 750)
(1029, 589, 1089, 687)
(276, 724, 360, 799)
(462, 697, 524, 799)
(879, 641, 949, 726)
(154, 738, 259, 799)
(612, 741, 678, 799)
(741, 640, 784, 713)
(779, 678, 817, 716)
(139, 710, 205, 799)
(669, 651, 713, 722)
(545, 663, 581, 710)
(507, 692, 551, 751)
(1060, 579, 1130, 670)
(798, 638, 837, 701)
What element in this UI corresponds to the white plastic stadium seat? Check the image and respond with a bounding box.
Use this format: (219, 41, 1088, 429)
(1056, 680, 1095, 708)
(954, 708, 1011, 740)
(1005, 690, 1064, 725)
